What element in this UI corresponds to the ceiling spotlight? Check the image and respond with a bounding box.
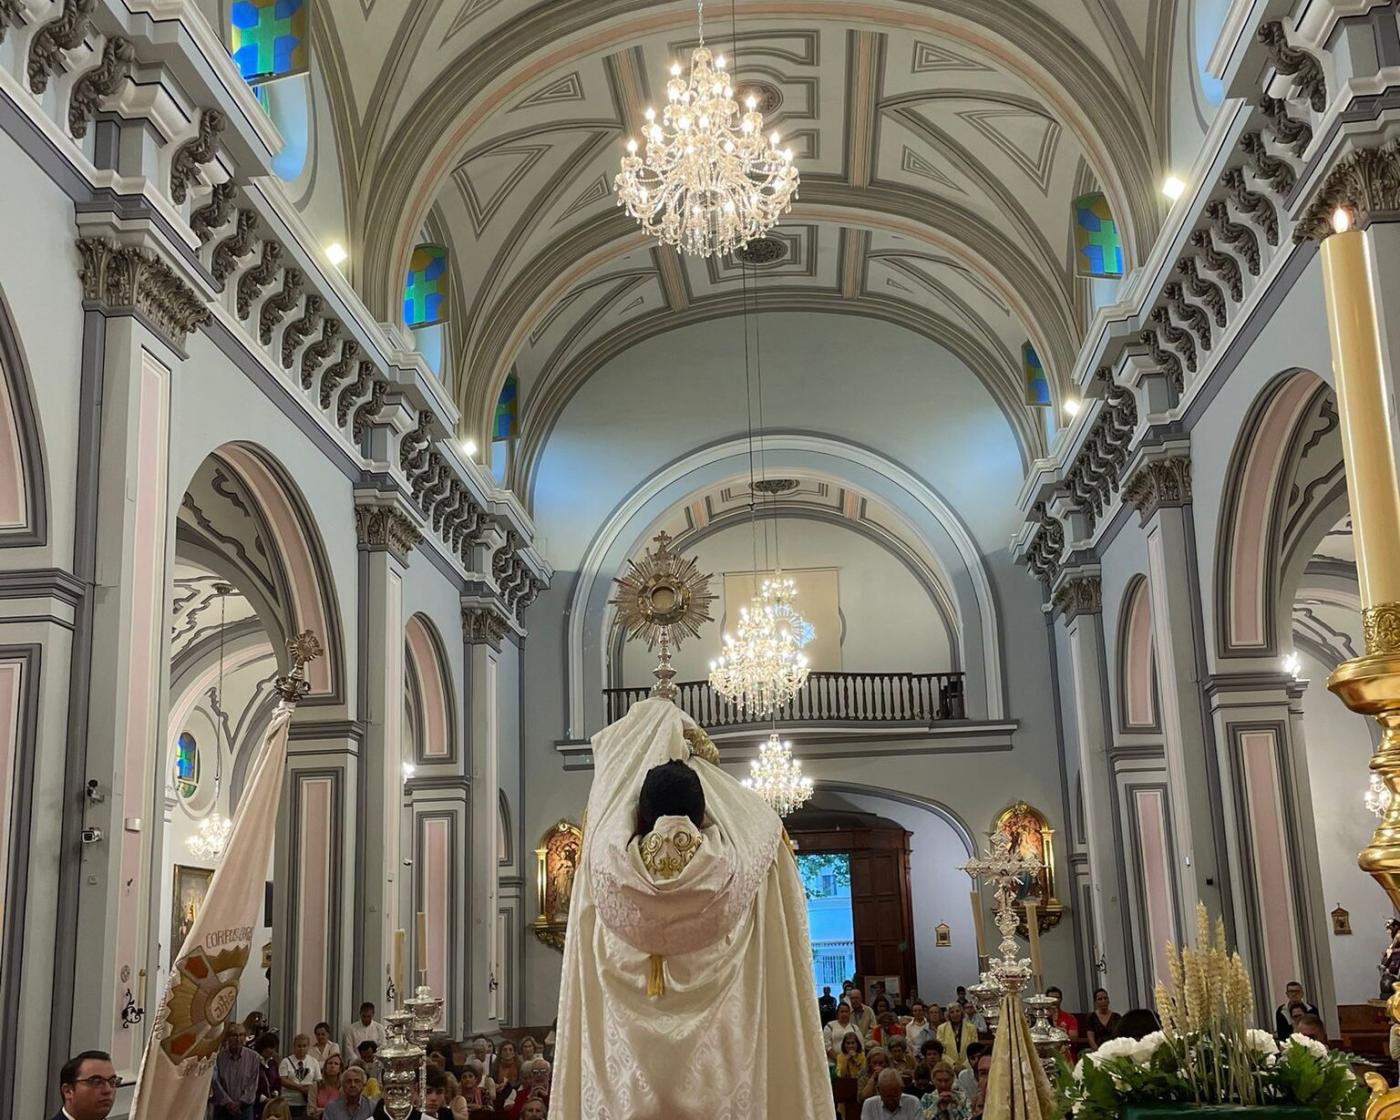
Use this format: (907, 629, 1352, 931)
(461, 438, 478, 458)
(326, 242, 348, 266)
(1063, 398, 1081, 418)
(1161, 175, 1186, 201)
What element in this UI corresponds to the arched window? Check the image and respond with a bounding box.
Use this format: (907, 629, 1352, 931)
(1022, 343, 1050, 407)
(1072, 193, 1124, 279)
(491, 373, 519, 483)
(1193, 0, 1229, 108)
(229, 1, 312, 183)
(174, 731, 199, 799)
(405, 244, 449, 378)
(230, 0, 309, 84)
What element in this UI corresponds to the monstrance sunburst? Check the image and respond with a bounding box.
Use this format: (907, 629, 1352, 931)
(610, 530, 715, 699)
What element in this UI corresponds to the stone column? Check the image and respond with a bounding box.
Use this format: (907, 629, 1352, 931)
(1205, 673, 1336, 1028)
(58, 230, 210, 1082)
(351, 497, 422, 1011)
(1123, 447, 1229, 933)
(1051, 572, 1136, 1004)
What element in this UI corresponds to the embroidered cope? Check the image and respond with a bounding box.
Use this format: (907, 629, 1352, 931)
(551, 698, 830, 1119)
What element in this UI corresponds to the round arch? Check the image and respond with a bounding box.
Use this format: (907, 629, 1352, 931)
(1214, 370, 1337, 661)
(405, 612, 457, 763)
(565, 432, 1004, 735)
(1116, 574, 1159, 733)
(175, 442, 346, 700)
(0, 283, 47, 547)
(811, 780, 976, 857)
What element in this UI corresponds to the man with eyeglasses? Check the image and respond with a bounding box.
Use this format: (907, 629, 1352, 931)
(212, 1025, 261, 1120)
(54, 1050, 117, 1120)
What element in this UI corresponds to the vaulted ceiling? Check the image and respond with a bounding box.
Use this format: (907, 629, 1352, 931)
(310, 0, 1177, 465)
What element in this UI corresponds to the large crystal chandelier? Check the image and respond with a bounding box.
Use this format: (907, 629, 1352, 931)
(709, 596, 810, 717)
(760, 574, 814, 648)
(615, 1, 799, 258)
(187, 812, 234, 861)
(742, 731, 813, 816)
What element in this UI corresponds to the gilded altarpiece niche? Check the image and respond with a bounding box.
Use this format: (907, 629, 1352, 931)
(994, 801, 1066, 935)
(534, 820, 582, 951)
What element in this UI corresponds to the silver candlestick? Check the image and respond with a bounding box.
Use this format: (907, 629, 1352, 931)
(379, 1008, 424, 1120)
(404, 973, 444, 1105)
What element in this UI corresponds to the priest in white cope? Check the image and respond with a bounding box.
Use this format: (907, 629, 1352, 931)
(551, 696, 830, 1119)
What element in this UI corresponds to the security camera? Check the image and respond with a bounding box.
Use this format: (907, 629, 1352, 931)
(85, 779, 105, 803)
(81, 827, 105, 844)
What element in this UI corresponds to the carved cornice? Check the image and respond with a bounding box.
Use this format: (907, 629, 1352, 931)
(463, 605, 511, 651)
(353, 503, 421, 565)
(1053, 575, 1102, 623)
(29, 0, 95, 94)
(170, 108, 226, 206)
(75, 236, 210, 353)
(1296, 139, 1400, 242)
(1122, 454, 1192, 524)
(1257, 21, 1327, 115)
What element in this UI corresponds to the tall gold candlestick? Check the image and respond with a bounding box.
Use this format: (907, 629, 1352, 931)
(393, 928, 406, 1005)
(1320, 207, 1400, 909)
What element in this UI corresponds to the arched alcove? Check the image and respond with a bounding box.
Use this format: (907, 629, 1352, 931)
(1117, 575, 1159, 732)
(0, 286, 47, 547)
(406, 613, 456, 763)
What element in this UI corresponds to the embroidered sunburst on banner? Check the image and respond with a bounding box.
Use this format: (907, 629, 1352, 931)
(230, 0, 309, 85)
(404, 245, 449, 328)
(1073, 192, 1124, 278)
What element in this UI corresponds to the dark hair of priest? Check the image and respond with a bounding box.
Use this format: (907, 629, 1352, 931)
(636, 759, 705, 837)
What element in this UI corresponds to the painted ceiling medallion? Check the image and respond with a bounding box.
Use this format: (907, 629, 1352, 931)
(615, 0, 799, 258)
(751, 476, 799, 494)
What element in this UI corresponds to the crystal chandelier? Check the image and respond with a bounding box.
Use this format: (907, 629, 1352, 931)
(742, 731, 813, 816)
(709, 596, 810, 716)
(187, 812, 234, 861)
(615, 0, 799, 258)
(760, 574, 814, 648)
(1366, 772, 1392, 816)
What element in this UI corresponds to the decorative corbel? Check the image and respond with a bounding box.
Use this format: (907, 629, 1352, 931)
(170, 108, 227, 206)
(29, 0, 95, 95)
(237, 240, 282, 319)
(1257, 21, 1327, 114)
(1187, 229, 1244, 302)
(68, 33, 134, 138)
(259, 266, 304, 345)
(1239, 131, 1296, 197)
(1220, 166, 1279, 247)
(300, 318, 341, 389)
(319, 339, 361, 409)
(280, 294, 324, 369)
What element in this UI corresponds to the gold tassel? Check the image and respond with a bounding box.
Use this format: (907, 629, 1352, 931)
(647, 954, 665, 998)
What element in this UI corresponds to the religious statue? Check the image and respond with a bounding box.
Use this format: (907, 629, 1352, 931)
(1379, 918, 1400, 998)
(994, 801, 1066, 935)
(550, 698, 830, 1118)
(534, 821, 584, 950)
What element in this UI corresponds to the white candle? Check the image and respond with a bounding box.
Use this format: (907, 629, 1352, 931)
(970, 890, 987, 958)
(1026, 901, 1043, 983)
(393, 928, 406, 1001)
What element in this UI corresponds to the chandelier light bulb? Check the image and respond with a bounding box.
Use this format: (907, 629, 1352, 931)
(186, 811, 234, 862)
(746, 95, 758, 110)
(709, 586, 812, 716)
(671, 62, 682, 77)
(627, 139, 638, 154)
(715, 54, 726, 68)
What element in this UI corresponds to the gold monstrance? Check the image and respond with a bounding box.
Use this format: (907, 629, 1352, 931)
(610, 530, 715, 699)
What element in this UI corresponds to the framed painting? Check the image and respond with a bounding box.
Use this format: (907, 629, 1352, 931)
(171, 863, 213, 955)
(533, 820, 583, 951)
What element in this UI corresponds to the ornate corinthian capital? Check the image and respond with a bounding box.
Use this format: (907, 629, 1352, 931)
(1295, 140, 1400, 243)
(463, 605, 510, 651)
(354, 503, 421, 565)
(1123, 455, 1192, 524)
(76, 236, 211, 354)
(1052, 576, 1102, 623)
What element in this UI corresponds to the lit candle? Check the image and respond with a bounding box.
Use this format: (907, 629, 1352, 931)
(970, 890, 987, 959)
(393, 928, 405, 1003)
(1320, 208, 1400, 609)
(1025, 901, 1043, 984)
(416, 911, 428, 976)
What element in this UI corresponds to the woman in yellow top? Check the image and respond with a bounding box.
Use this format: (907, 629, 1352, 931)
(935, 1003, 979, 1070)
(835, 1032, 867, 1080)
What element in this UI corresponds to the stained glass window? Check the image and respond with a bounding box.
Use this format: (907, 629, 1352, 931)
(1072, 192, 1124, 278)
(1023, 343, 1051, 407)
(404, 245, 449, 328)
(494, 374, 519, 442)
(230, 0, 309, 85)
(175, 731, 199, 799)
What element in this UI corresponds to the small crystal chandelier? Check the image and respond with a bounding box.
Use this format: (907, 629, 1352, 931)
(187, 812, 233, 861)
(760, 574, 814, 648)
(709, 596, 810, 716)
(742, 731, 813, 816)
(1366, 772, 1392, 816)
(615, 0, 799, 258)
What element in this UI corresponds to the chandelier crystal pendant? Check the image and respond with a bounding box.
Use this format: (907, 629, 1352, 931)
(742, 731, 813, 816)
(615, 0, 799, 258)
(709, 596, 810, 717)
(187, 811, 234, 861)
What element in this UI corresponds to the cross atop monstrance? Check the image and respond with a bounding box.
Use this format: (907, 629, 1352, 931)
(963, 830, 1041, 993)
(610, 530, 715, 700)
